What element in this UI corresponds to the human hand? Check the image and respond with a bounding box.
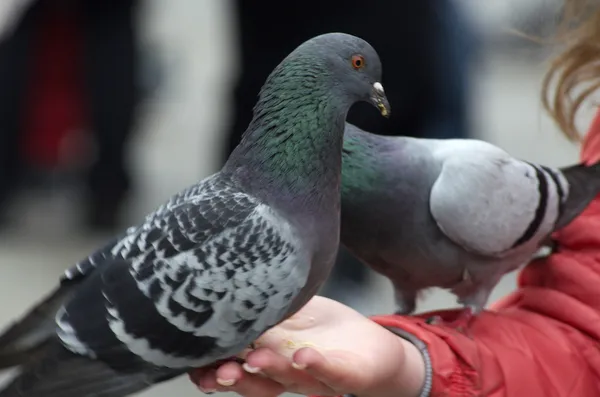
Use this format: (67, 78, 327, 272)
(189, 296, 425, 397)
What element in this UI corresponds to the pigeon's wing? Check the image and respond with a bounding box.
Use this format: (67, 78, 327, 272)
(0, 175, 246, 368)
(0, 177, 309, 397)
(56, 183, 307, 370)
(428, 141, 566, 256)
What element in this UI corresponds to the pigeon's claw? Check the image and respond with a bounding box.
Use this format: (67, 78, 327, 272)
(426, 307, 475, 339)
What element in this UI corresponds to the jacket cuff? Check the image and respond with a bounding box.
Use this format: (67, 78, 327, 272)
(383, 325, 433, 397)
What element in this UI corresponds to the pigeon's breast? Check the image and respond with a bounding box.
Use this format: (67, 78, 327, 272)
(283, 204, 340, 317)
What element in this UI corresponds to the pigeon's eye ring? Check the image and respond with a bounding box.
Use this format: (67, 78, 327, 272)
(351, 55, 365, 70)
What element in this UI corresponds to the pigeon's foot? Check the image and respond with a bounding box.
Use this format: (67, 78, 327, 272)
(212, 356, 245, 367)
(427, 308, 475, 338)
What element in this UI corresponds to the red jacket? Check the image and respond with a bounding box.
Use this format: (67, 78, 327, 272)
(330, 113, 600, 397)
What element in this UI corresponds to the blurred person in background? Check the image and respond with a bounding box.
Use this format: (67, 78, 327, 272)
(222, 0, 479, 312)
(0, 0, 141, 232)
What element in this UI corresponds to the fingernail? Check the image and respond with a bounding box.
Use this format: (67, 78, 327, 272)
(216, 378, 236, 387)
(197, 386, 216, 394)
(242, 362, 261, 373)
(291, 361, 307, 370)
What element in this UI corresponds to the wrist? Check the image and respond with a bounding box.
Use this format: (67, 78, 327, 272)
(360, 327, 427, 397)
(394, 338, 427, 397)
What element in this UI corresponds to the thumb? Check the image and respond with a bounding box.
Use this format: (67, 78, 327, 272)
(291, 347, 367, 393)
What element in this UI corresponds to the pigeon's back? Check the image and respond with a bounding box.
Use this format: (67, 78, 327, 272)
(341, 133, 454, 277)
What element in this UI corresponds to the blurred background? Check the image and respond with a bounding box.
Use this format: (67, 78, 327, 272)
(0, 0, 594, 396)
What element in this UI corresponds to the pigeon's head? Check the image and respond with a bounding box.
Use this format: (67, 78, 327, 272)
(292, 33, 391, 118)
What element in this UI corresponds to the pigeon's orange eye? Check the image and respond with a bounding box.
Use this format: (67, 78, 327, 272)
(351, 55, 365, 70)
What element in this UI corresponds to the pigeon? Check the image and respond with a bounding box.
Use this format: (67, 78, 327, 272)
(340, 122, 600, 327)
(0, 33, 390, 397)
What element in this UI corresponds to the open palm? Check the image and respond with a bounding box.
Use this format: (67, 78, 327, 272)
(189, 296, 424, 397)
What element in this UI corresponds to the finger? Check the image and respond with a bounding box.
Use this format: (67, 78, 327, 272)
(292, 347, 363, 392)
(243, 348, 326, 394)
(190, 368, 219, 393)
(214, 361, 285, 397)
(228, 374, 285, 397)
(188, 358, 241, 392)
(213, 361, 246, 387)
(188, 368, 204, 385)
(243, 347, 295, 379)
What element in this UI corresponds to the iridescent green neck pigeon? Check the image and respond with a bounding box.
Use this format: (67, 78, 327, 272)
(0, 33, 390, 397)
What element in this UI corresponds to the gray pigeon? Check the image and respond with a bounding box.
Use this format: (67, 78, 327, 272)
(0, 33, 390, 397)
(340, 122, 600, 325)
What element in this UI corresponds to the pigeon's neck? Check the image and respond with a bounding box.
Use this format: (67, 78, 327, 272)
(225, 85, 348, 210)
(341, 125, 392, 198)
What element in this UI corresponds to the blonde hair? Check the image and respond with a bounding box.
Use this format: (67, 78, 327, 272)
(542, 0, 600, 141)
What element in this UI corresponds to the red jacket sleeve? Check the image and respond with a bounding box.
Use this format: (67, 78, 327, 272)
(366, 113, 600, 397)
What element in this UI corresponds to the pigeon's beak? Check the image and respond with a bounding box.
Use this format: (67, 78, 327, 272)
(370, 82, 391, 118)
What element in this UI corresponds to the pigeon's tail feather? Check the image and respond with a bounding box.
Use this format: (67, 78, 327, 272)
(556, 161, 600, 229)
(0, 340, 181, 397)
(0, 285, 75, 370)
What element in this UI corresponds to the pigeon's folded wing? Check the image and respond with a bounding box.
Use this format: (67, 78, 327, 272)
(56, 194, 308, 370)
(429, 153, 562, 257)
(0, 177, 259, 367)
